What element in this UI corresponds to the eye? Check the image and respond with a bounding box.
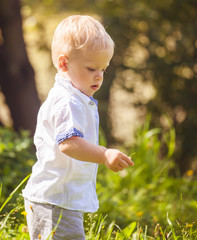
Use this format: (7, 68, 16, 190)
(87, 67, 95, 72)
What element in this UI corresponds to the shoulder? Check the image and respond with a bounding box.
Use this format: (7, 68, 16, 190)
(47, 87, 71, 110)
(67, 93, 86, 117)
(52, 91, 86, 118)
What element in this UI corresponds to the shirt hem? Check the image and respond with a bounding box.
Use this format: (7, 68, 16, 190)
(22, 194, 99, 213)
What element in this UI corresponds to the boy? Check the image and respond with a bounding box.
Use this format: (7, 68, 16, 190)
(23, 15, 134, 240)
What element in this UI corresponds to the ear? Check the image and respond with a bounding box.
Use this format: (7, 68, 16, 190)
(58, 55, 68, 72)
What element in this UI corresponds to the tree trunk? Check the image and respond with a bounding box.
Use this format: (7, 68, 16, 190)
(0, 0, 40, 135)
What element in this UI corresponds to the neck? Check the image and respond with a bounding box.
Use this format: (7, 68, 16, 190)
(57, 71, 78, 92)
(58, 71, 70, 79)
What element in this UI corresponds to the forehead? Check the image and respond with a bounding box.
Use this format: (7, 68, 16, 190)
(77, 50, 113, 66)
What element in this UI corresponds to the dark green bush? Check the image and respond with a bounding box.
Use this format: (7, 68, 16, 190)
(0, 127, 35, 204)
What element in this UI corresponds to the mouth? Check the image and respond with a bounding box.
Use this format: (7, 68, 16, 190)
(91, 84, 99, 90)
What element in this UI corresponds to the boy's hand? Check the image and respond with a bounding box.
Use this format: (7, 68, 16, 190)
(104, 149, 134, 172)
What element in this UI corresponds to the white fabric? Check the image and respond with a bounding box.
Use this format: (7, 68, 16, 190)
(22, 73, 99, 212)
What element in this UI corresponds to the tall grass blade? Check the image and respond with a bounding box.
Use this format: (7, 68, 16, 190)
(129, 152, 136, 158)
(167, 212, 172, 227)
(0, 183, 2, 199)
(95, 214, 107, 238)
(0, 174, 31, 213)
(105, 221, 116, 240)
(0, 207, 17, 231)
(46, 210, 63, 240)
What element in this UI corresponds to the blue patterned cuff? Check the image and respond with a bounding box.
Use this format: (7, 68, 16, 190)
(56, 128, 84, 145)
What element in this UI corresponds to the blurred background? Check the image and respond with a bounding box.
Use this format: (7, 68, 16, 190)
(1, 1, 197, 237)
(0, 0, 197, 176)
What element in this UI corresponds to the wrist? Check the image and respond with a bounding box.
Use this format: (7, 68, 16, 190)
(99, 146, 107, 165)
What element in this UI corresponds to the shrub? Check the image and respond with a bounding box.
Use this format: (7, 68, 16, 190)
(0, 117, 197, 239)
(0, 127, 35, 205)
(93, 115, 197, 234)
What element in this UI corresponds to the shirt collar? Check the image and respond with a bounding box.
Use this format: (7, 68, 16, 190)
(90, 96, 98, 105)
(55, 73, 98, 106)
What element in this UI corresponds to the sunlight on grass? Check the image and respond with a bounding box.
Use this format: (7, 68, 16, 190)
(0, 117, 197, 239)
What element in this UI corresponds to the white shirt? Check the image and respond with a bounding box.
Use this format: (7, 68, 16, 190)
(22, 73, 99, 212)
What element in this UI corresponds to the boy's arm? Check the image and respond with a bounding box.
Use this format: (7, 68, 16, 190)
(58, 136, 134, 172)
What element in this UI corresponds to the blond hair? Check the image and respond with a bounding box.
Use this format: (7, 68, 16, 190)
(51, 15, 114, 69)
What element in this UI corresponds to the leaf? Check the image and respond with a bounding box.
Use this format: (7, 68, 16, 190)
(145, 128, 161, 139)
(167, 212, 172, 227)
(121, 222, 137, 237)
(105, 221, 115, 240)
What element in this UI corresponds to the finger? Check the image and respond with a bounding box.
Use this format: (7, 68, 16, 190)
(117, 164, 123, 170)
(113, 168, 119, 172)
(121, 154, 134, 166)
(119, 159, 129, 168)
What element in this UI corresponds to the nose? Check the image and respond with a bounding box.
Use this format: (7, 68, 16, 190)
(95, 71, 103, 81)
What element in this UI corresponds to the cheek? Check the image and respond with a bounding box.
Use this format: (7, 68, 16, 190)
(70, 67, 82, 79)
(81, 70, 92, 81)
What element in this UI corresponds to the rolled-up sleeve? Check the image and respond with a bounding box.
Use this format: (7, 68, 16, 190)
(54, 96, 86, 145)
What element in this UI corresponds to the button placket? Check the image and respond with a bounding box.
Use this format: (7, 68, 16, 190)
(89, 101, 95, 106)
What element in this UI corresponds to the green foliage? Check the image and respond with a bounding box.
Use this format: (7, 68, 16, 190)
(21, 0, 197, 173)
(93, 116, 197, 235)
(0, 169, 30, 239)
(0, 127, 35, 205)
(0, 119, 197, 239)
(85, 213, 197, 239)
(98, 0, 197, 172)
(0, 183, 30, 240)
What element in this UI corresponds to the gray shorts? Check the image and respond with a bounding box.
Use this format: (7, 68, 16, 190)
(25, 199, 85, 240)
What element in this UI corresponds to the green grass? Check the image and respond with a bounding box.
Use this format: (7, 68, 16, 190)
(0, 116, 197, 239)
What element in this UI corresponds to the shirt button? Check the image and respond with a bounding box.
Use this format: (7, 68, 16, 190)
(89, 101, 95, 105)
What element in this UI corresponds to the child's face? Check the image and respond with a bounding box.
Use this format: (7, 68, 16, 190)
(67, 51, 112, 97)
